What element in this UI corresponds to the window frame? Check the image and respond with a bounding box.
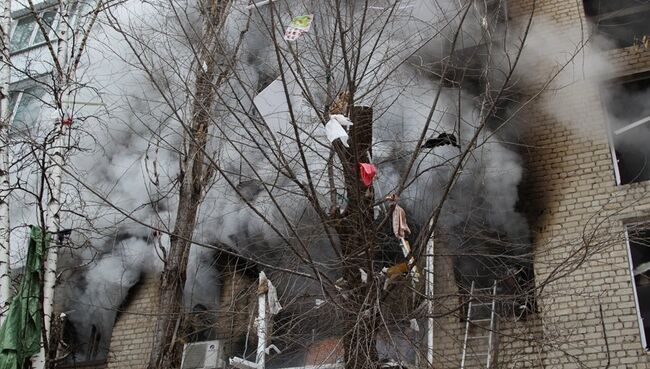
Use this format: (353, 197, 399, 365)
(583, 1, 650, 50)
(624, 221, 650, 351)
(8, 77, 49, 129)
(600, 72, 650, 186)
(9, 9, 60, 54)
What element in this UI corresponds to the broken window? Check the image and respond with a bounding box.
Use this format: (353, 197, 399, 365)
(602, 74, 650, 185)
(583, 0, 650, 49)
(625, 223, 650, 351)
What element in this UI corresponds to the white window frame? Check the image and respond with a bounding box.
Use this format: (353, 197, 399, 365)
(8, 78, 48, 128)
(9, 9, 60, 54)
(624, 222, 650, 352)
(601, 74, 650, 186)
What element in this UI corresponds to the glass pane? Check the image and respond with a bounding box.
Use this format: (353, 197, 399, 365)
(10, 16, 36, 51)
(13, 86, 45, 127)
(32, 11, 56, 45)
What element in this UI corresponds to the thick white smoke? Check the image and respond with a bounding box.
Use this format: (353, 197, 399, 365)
(8, 0, 536, 361)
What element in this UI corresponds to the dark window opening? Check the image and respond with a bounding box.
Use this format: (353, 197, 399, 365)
(583, 0, 650, 49)
(453, 233, 536, 322)
(602, 75, 650, 185)
(625, 223, 650, 351)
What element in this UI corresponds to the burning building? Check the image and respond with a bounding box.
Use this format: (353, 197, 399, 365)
(1, 0, 650, 369)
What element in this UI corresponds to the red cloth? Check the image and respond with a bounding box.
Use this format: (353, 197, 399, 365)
(359, 163, 376, 187)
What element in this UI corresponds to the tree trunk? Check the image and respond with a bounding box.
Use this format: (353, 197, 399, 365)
(147, 2, 225, 367)
(0, 0, 12, 326)
(336, 106, 379, 369)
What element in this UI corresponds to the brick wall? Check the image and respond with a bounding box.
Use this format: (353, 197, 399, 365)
(509, 0, 650, 367)
(100, 267, 255, 369)
(430, 1, 650, 367)
(105, 274, 160, 369)
(430, 240, 543, 369)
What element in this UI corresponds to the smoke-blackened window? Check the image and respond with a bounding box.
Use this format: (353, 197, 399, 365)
(583, 0, 650, 49)
(625, 223, 650, 351)
(602, 75, 650, 185)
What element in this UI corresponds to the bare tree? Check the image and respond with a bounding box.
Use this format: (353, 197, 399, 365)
(6, 0, 628, 369)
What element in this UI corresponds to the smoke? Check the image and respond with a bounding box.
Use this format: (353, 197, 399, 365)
(5, 0, 545, 362)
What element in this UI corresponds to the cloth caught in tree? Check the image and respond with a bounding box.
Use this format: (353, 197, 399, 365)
(329, 91, 350, 114)
(421, 132, 460, 149)
(325, 114, 353, 147)
(359, 163, 376, 187)
(0, 226, 49, 369)
(385, 263, 409, 278)
(392, 204, 410, 239)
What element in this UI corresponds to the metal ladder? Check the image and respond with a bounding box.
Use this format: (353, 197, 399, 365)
(460, 280, 498, 369)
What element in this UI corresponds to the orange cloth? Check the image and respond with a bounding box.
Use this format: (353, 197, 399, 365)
(359, 163, 376, 187)
(386, 262, 409, 277)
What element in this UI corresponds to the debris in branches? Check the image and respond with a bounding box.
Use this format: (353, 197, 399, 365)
(359, 268, 368, 283)
(325, 114, 353, 147)
(329, 91, 350, 114)
(421, 132, 460, 149)
(410, 319, 420, 332)
(283, 15, 314, 41)
(62, 113, 73, 126)
(392, 204, 411, 239)
(386, 194, 420, 283)
(359, 163, 377, 187)
(385, 263, 409, 278)
(382, 262, 409, 289)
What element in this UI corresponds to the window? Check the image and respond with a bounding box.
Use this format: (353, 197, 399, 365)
(602, 75, 650, 185)
(625, 223, 650, 351)
(9, 85, 47, 128)
(10, 10, 57, 52)
(583, 0, 650, 49)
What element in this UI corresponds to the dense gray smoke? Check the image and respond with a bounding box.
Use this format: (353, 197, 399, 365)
(7, 0, 533, 362)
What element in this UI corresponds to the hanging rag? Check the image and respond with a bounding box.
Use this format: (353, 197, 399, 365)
(325, 115, 353, 147)
(421, 132, 460, 149)
(392, 204, 411, 239)
(359, 163, 377, 187)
